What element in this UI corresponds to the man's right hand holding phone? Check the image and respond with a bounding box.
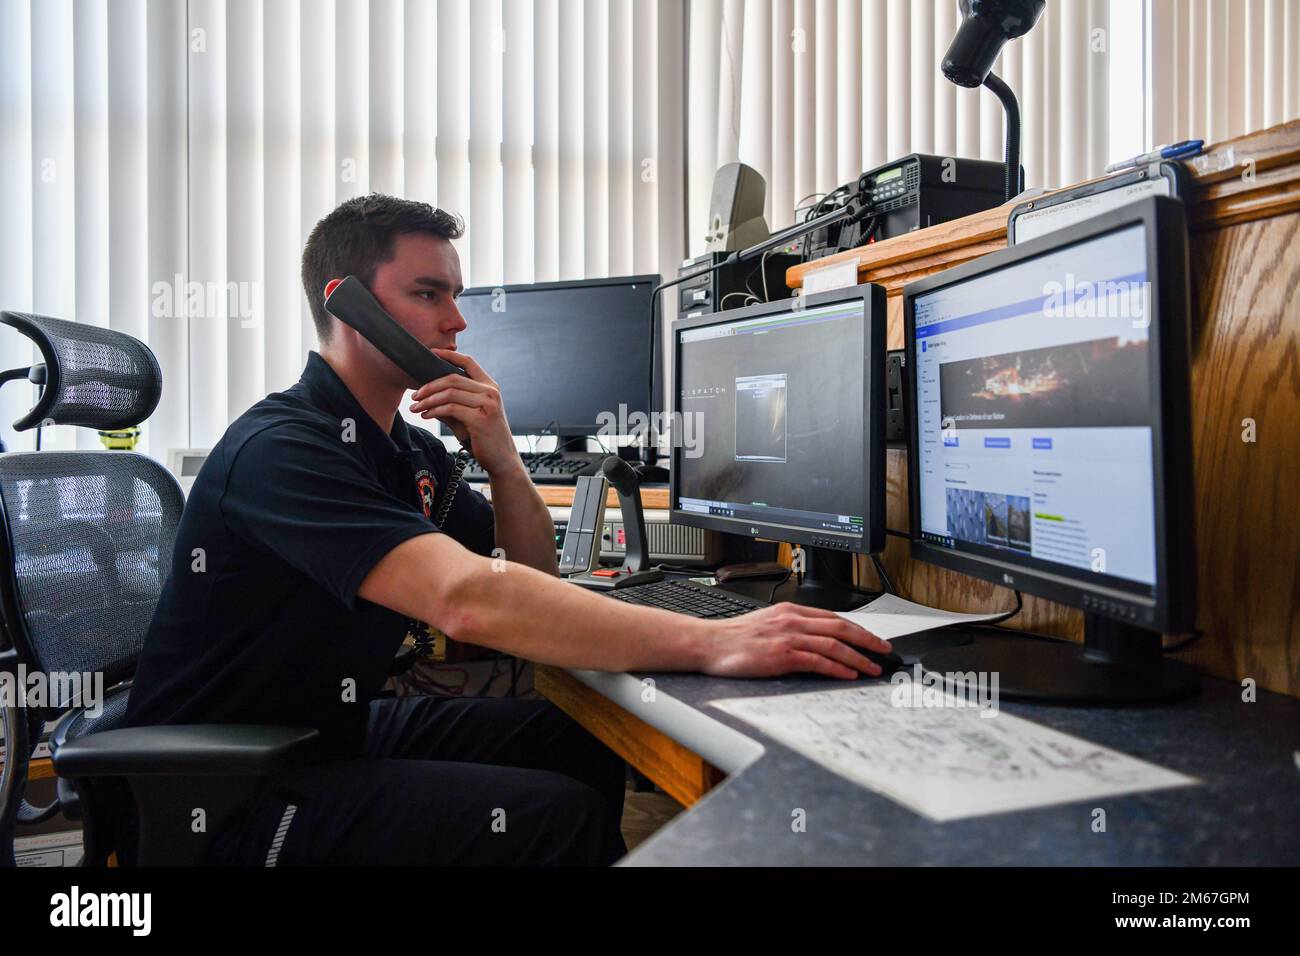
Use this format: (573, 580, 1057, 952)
(408, 348, 521, 479)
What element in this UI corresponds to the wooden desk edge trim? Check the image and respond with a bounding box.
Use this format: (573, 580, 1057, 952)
(479, 483, 671, 511)
(535, 665, 764, 808)
(0, 754, 54, 781)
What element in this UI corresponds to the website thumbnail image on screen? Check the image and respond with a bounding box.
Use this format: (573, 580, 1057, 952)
(913, 223, 1157, 594)
(676, 299, 866, 539)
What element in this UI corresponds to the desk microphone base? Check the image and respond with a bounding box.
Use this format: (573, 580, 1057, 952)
(567, 568, 666, 591)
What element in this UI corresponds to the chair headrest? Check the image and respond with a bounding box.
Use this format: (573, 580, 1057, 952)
(0, 312, 162, 432)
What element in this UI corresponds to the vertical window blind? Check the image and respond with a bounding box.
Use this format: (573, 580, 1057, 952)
(1148, 0, 1300, 148)
(689, 0, 1123, 251)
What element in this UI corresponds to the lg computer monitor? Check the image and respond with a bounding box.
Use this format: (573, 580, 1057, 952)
(452, 275, 659, 440)
(903, 196, 1197, 701)
(670, 284, 887, 609)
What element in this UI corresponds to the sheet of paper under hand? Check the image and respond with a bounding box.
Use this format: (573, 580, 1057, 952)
(837, 592, 1004, 640)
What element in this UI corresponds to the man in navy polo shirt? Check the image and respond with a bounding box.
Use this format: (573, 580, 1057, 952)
(124, 194, 894, 866)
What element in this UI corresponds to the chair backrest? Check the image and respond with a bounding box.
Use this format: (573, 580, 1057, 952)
(0, 451, 184, 709)
(0, 312, 176, 713)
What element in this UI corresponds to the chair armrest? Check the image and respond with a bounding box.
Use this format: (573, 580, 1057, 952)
(52, 725, 320, 778)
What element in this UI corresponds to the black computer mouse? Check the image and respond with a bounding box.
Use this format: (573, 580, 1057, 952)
(861, 647, 906, 677)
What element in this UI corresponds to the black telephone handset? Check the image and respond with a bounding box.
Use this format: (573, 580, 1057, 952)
(325, 275, 468, 387)
(324, 274, 472, 527)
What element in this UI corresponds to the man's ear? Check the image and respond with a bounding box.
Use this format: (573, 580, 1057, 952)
(323, 277, 343, 300)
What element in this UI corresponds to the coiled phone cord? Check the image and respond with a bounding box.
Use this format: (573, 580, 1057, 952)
(435, 447, 471, 529)
(404, 445, 472, 663)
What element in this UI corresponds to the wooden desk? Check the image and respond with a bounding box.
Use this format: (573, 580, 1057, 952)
(0, 754, 53, 781)
(536, 484, 668, 511)
(475, 482, 669, 512)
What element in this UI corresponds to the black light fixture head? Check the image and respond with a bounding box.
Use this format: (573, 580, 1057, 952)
(942, 0, 1047, 88)
(941, 0, 1046, 200)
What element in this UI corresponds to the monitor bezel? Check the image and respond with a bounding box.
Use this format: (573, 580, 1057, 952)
(669, 282, 887, 556)
(454, 273, 662, 437)
(902, 196, 1195, 635)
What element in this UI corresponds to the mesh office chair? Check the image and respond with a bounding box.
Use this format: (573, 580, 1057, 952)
(0, 313, 317, 866)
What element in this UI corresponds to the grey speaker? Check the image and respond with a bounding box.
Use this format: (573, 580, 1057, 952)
(704, 162, 769, 252)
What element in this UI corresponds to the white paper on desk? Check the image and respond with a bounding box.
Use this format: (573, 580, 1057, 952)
(709, 685, 1197, 822)
(837, 592, 1003, 641)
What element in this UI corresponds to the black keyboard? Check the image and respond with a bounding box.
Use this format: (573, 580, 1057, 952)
(464, 451, 607, 484)
(608, 579, 768, 619)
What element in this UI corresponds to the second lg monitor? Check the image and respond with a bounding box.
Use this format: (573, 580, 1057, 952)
(670, 284, 887, 556)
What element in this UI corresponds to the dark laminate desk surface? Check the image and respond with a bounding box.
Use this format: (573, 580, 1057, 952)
(602, 647, 1300, 866)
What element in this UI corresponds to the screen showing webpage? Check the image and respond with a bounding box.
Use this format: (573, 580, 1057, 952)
(676, 300, 866, 539)
(913, 223, 1157, 592)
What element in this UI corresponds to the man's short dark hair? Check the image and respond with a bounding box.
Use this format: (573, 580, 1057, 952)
(301, 193, 464, 343)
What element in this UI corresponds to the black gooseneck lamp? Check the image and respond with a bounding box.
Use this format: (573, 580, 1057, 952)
(941, 0, 1046, 200)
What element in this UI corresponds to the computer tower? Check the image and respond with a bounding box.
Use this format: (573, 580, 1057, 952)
(676, 250, 801, 319)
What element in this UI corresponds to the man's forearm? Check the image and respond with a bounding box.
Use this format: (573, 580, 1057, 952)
(363, 533, 888, 682)
(437, 551, 713, 672)
(487, 464, 560, 575)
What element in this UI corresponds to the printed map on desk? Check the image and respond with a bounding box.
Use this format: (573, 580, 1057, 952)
(708, 685, 1197, 821)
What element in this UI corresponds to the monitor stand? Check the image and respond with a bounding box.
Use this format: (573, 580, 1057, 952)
(554, 436, 592, 455)
(551, 436, 641, 463)
(919, 613, 1201, 704)
(769, 547, 874, 612)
